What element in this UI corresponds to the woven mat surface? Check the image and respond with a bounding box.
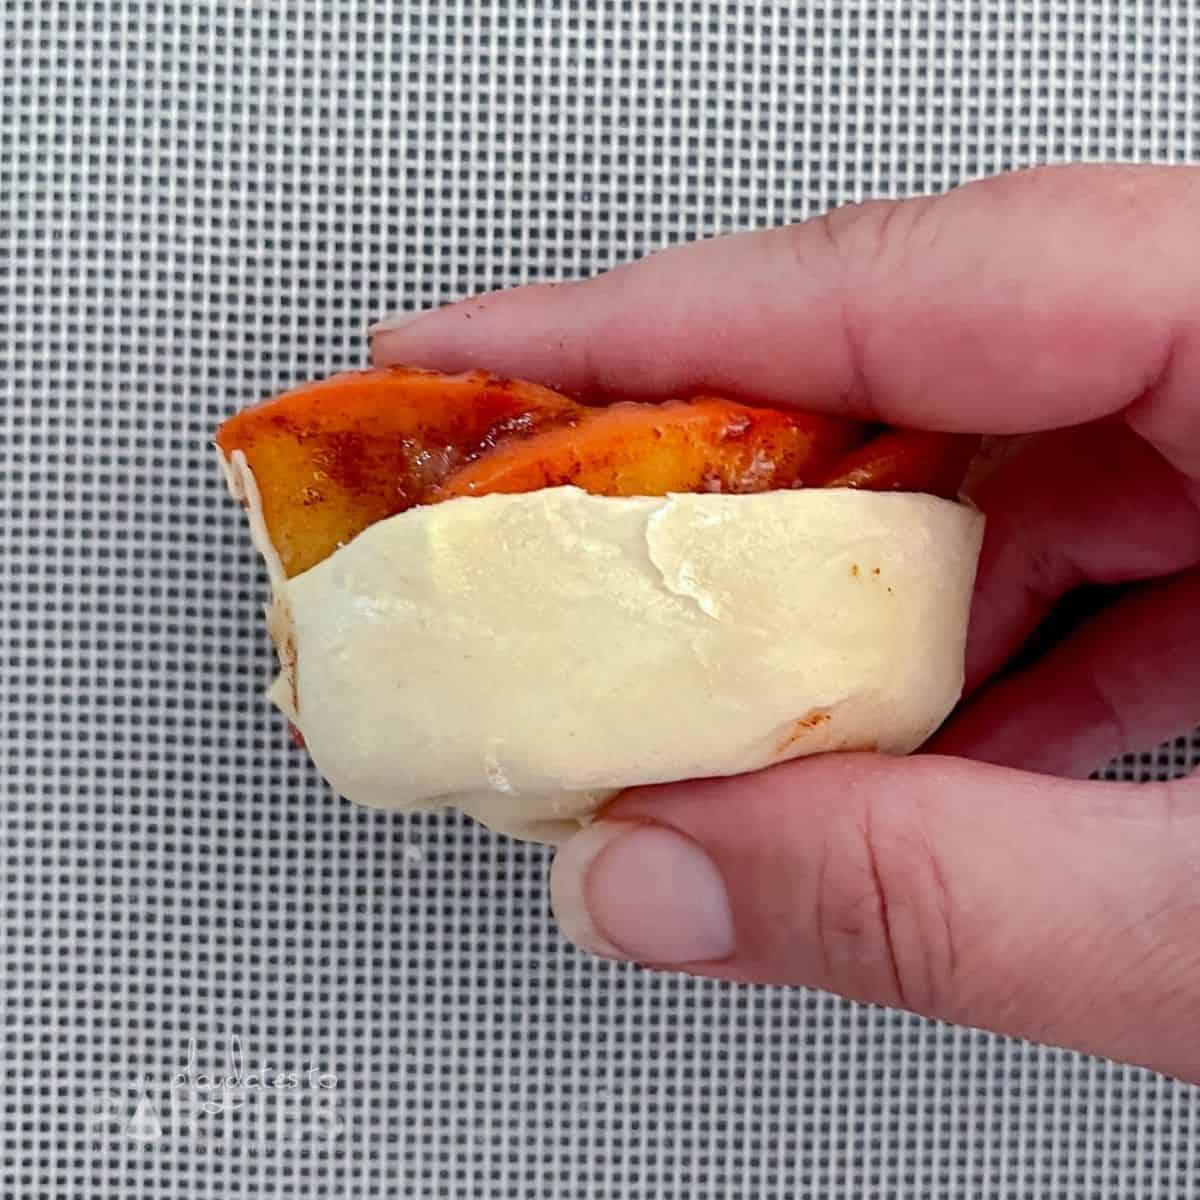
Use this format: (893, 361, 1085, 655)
(4, 3, 1199, 1196)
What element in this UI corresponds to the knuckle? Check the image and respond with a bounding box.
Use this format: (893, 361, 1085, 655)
(784, 196, 940, 416)
(809, 194, 939, 279)
(813, 770, 959, 1017)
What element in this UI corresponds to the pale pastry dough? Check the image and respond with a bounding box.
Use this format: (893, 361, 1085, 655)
(222, 448, 984, 842)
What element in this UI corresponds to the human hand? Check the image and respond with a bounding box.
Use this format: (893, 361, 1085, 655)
(373, 164, 1200, 1082)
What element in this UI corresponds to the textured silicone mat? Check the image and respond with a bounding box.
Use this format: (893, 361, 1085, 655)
(4, 2, 1198, 1196)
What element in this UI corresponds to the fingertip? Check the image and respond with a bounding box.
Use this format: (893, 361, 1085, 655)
(550, 818, 737, 966)
(369, 300, 473, 369)
(549, 821, 634, 961)
(368, 308, 428, 337)
(369, 280, 596, 382)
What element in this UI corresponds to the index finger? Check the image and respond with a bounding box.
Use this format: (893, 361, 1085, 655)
(372, 164, 1200, 478)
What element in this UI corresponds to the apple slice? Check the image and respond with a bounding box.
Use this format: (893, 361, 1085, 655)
(435, 397, 863, 501)
(217, 367, 979, 582)
(216, 367, 582, 577)
(816, 429, 982, 498)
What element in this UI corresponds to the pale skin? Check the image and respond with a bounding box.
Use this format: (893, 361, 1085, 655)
(373, 164, 1200, 1082)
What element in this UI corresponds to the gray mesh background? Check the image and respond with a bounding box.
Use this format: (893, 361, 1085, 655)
(4, 2, 1199, 1196)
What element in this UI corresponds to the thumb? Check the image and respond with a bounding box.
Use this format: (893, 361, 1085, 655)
(550, 755, 1200, 1082)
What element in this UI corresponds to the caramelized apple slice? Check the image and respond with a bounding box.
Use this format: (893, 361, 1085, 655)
(219, 366, 978, 583)
(435, 397, 863, 501)
(216, 367, 582, 577)
(816, 429, 982, 499)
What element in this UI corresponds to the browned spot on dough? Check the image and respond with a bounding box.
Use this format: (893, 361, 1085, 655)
(872, 566, 881, 575)
(850, 563, 859, 577)
(775, 709, 832, 754)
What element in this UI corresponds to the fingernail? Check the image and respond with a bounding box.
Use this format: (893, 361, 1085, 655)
(550, 821, 736, 964)
(368, 308, 428, 336)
